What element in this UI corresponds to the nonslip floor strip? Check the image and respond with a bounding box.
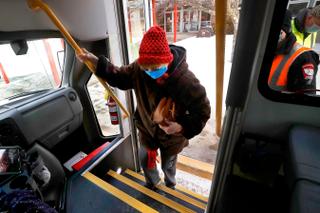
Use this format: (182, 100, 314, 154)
(125, 169, 207, 210)
(107, 170, 196, 213)
(83, 172, 158, 213)
(139, 169, 208, 202)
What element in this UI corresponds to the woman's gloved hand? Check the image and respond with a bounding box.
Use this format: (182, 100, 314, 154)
(159, 119, 183, 135)
(76, 48, 99, 70)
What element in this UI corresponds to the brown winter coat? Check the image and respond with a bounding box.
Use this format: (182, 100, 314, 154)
(95, 45, 211, 155)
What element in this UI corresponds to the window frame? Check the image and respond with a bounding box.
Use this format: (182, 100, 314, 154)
(258, 0, 320, 107)
(0, 34, 66, 103)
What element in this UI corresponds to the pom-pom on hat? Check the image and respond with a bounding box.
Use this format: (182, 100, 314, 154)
(138, 26, 173, 66)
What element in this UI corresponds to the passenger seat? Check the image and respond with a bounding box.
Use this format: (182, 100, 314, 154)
(286, 125, 320, 213)
(290, 180, 320, 213)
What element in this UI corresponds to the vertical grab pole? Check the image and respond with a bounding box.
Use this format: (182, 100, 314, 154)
(215, 0, 227, 136)
(26, 0, 130, 118)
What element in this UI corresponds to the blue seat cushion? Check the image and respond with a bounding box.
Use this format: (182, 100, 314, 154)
(286, 125, 320, 186)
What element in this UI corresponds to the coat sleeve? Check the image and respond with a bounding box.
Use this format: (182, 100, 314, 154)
(174, 73, 211, 139)
(287, 51, 319, 92)
(95, 55, 136, 90)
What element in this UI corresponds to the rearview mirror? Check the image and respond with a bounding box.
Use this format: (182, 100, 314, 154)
(10, 40, 28, 55)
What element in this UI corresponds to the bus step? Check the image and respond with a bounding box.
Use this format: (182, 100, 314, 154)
(124, 169, 208, 204)
(82, 170, 207, 212)
(105, 169, 206, 212)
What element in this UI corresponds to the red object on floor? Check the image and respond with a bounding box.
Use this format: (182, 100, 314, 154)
(72, 142, 110, 171)
(0, 63, 10, 84)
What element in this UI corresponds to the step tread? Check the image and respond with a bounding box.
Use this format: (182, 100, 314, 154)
(178, 155, 214, 174)
(125, 169, 207, 209)
(108, 170, 197, 213)
(140, 169, 209, 202)
(82, 172, 158, 213)
(176, 155, 214, 180)
(105, 173, 178, 212)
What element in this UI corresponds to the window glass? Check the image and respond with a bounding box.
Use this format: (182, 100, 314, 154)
(268, 0, 320, 95)
(126, 0, 146, 62)
(0, 38, 64, 102)
(87, 76, 121, 137)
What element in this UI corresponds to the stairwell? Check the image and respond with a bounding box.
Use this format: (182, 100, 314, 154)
(69, 169, 208, 212)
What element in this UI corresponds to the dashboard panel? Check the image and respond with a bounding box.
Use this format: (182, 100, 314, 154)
(0, 87, 83, 148)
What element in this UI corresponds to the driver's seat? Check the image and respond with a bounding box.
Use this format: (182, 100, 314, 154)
(27, 143, 65, 209)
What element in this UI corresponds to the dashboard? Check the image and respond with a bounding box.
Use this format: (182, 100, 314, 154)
(0, 87, 83, 149)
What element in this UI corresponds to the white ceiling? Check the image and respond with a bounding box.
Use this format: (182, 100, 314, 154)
(0, 0, 109, 41)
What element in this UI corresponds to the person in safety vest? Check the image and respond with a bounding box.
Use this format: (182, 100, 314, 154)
(77, 26, 211, 190)
(291, 5, 320, 48)
(269, 11, 319, 93)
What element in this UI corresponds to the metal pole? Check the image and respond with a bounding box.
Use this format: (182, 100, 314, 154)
(215, 0, 227, 136)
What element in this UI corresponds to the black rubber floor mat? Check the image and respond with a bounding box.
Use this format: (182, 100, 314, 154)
(66, 175, 139, 213)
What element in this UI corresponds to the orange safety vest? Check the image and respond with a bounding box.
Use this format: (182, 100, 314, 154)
(268, 43, 311, 91)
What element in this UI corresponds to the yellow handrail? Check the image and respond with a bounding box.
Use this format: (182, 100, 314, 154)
(27, 0, 130, 118)
(215, 0, 227, 136)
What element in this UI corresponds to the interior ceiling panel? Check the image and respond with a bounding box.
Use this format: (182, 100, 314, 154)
(0, 0, 108, 41)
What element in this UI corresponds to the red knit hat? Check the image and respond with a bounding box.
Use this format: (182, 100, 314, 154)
(138, 26, 173, 66)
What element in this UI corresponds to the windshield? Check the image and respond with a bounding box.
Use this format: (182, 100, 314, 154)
(0, 38, 65, 102)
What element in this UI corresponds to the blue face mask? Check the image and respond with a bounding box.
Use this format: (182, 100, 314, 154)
(306, 23, 320, 33)
(144, 66, 168, 79)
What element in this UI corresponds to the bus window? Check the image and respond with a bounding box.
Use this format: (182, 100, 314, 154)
(87, 76, 121, 137)
(0, 38, 64, 103)
(260, 0, 320, 105)
(125, 0, 146, 63)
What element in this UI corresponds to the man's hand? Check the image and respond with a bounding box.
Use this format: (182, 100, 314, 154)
(76, 48, 99, 70)
(159, 119, 183, 135)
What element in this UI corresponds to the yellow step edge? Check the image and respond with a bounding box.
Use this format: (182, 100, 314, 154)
(177, 154, 214, 180)
(82, 172, 158, 213)
(139, 169, 208, 202)
(125, 169, 206, 210)
(107, 170, 196, 213)
(175, 185, 208, 203)
(178, 155, 214, 174)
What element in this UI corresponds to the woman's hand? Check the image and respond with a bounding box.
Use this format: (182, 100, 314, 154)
(159, 119, 183, 135)
(76, 48, 98, 70)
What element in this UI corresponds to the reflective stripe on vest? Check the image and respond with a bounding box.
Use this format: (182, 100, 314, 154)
(268, 43, 311, 91)
(291, 19, 317, 48)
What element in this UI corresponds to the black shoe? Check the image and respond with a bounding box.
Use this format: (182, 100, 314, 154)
(144, 180, 161, 191)
(165, 184, 175, 190)
(144, 183, 157, 191)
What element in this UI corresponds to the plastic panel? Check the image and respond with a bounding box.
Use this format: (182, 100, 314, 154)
(0, 87, 83, 148)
